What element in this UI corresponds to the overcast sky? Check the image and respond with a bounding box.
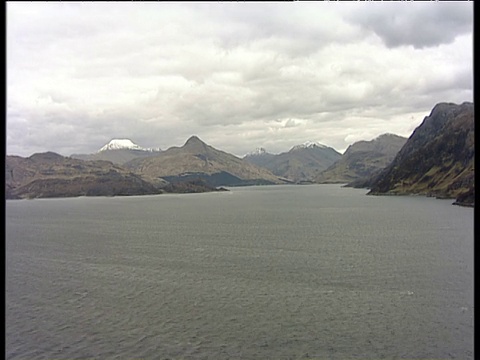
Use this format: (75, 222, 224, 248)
(7, 1, 473, 157)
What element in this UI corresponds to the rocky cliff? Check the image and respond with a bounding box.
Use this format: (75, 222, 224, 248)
(366, 102, 474, 206)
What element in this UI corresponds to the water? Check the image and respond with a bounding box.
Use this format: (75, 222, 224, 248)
(5, 184, 474, 359)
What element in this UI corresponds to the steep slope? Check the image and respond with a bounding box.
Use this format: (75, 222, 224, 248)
(316, 134, 407, 184)
(244, 142, 341, 183)
(125, 136, 285, 186)
(367, 102, 474, 206)
(71, 139, 162, 165)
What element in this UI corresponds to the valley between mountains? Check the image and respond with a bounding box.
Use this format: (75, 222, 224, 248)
(5, 102, 474, 206)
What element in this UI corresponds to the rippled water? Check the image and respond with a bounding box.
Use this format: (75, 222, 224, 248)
(6, 185, 474, 359)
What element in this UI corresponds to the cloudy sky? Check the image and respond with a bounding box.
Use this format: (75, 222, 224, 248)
(7, 1, 473, 157)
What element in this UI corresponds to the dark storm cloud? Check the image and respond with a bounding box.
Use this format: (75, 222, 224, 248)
(348, 2, 473, 49)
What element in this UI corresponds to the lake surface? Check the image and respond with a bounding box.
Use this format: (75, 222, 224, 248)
(6, 184, 474, 359)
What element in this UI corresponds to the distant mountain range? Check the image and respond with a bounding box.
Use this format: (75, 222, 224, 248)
(244, 141, 342, 183)
(365, 102, 474, 206)
(316, 134, 408, 184)
(71, 139, 162, 165)
(5, 102, 474, 205)
(124, 136, 285, 187)
(6, 136, 284, 199)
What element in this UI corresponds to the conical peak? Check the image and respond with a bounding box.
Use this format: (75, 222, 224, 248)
(182, 135, 210, 153)
(97, 138, 161, 153)
(184, 135, 205, 146)
(98, 139, 142, 152)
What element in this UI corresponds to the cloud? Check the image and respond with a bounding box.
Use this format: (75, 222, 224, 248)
(6, 2, 473, 158)
(346, 2, 473, 49)
(284, 119, 301, 128)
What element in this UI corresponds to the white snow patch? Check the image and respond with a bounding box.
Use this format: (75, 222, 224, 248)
(245, 147, 269, 157)
(98, 139, 161, 152)
(291, 141, 327, 151)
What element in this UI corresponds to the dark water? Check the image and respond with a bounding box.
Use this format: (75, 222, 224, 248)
(6, 184, 474, 359)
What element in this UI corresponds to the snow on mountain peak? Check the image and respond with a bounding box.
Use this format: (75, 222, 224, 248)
(97, 139, 160, 153)
(291, 141, 327, 151)
(245, 147, 269, 157)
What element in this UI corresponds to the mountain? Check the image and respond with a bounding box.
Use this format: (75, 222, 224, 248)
(246, 147, 269, 156)
(243, 141, 342, 183)
(366, 102, 474, 206)
(125, 136, 285, 186)
(97, 139, 160, 152)
(316, 134, 407, 184)
(71, 139, 162, 165)
(5, 136, 281, 198)
(243, 148, 277, 168)
(5, 152, 223, 199)
(5, 152, 166, 199)
(290, 141, 328, 151)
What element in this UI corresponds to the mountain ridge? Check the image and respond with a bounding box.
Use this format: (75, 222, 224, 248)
(124, 136, 286, 186)
(316, 133, 408, 184)
(366, 102, 474, 206)
(5, 150, 227, 199)
(244, 142, 341, 183)
(6, 108, 474, 204)
(5, 153, 166, 199)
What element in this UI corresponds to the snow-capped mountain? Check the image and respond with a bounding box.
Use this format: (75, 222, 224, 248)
(244, 141, 341, 183)
(71, 139, 162, 165)
(245, 147, 270, 157)
(97, 139, 161, 153)
(243, 147, 276, 168)
(290, 141, 327, 151)
(125, 135, 284, 186)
